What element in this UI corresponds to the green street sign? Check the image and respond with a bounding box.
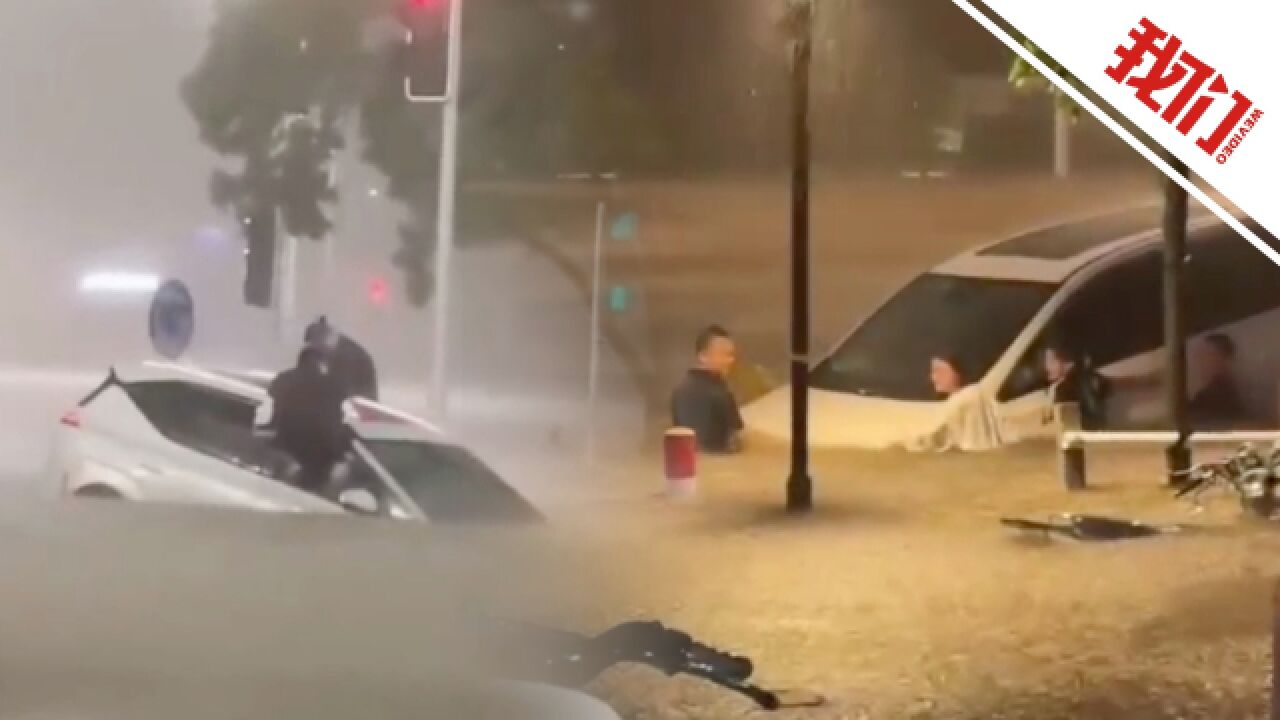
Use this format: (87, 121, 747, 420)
(608, 285, 631, 313)
(610, 212, 639, 241)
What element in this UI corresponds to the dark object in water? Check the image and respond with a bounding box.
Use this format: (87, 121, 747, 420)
(1172, 443, 1280, 519)
(1001, 514, 1180, 542)
(497, 619, 827, 711)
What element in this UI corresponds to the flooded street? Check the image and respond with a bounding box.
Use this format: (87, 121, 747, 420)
(0, 412, 1275, 719)
(572, 445, 1279, 719)
(0, 499, 597, 719)
(0, 1, 1271, 717)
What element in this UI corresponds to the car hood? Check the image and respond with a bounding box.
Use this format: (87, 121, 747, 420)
(743, 385, 953, 450)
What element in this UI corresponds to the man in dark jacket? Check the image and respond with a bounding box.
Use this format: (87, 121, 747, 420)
(305, 317, 379, 402)
(1190, 333, 1246, 427)
(1045, 342, 1110, 430)
(268, 346, 351, 495)
(671, 325, 744, 454)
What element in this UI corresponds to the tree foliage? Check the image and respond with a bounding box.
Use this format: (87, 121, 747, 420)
(183, 0, 661, 307)
(1006, 33, 1081, 121)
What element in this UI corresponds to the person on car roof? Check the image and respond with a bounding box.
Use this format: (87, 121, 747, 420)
(305, 316, 379, 402)
(268, 346, 351, 495)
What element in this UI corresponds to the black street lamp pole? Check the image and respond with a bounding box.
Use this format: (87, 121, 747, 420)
(786, 0, 814, 513)
(1162, 156, 1191, 483)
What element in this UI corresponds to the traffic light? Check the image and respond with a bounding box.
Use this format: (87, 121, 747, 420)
(394, 229, 432, 308)
(398, 0, 450, 98)
(367, 276, 391, 307)
(274, 120, 337, 240)
(243, 207, 276, 308)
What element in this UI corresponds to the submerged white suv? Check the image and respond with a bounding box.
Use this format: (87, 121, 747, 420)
(746, 206, 1280, 448)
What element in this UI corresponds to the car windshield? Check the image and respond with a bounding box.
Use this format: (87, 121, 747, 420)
(811, 273, 1056, 400)
(361, 439, 542, 525)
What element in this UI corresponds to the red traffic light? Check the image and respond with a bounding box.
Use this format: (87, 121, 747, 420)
(398, 0, 446, 27)
(368, 276, 390, 307)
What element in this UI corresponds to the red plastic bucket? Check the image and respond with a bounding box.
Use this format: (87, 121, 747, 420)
(664, 427, 698, 498)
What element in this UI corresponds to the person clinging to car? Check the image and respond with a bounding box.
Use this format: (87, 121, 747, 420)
(266, 346, 351, 496)
(304, 316, 379, 402)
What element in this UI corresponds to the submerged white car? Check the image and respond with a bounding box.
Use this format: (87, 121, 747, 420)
(46, 362, 543, 524)
(745, 206, 1280, 449)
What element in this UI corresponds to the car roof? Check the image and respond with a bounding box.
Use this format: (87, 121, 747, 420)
(115, 362, 450, 442)
(933, 203, 1223, 284)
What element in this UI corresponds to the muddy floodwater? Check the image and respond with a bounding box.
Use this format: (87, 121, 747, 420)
(0, 498, 597, 720)
(1, 441, 1275, 720)
(575, 444, 1280, 720)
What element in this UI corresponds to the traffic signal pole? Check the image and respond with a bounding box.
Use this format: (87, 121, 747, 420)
(430, 0, 463, 420)
(405, 0, 464, 420)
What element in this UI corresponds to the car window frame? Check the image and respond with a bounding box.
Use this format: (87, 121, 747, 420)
(995, 220, 1280, 404)
(1185, 222, 1280, 334)
(350, 438, 428, 522)
(811, 272, 1059, 400)
(121, 379, 290, 476)
(996, 246, 1163, 403)
(117, 379, 415, 516)
(356, 435, 541, 524)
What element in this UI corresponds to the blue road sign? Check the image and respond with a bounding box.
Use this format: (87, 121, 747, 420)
(149, 279, 196, 361)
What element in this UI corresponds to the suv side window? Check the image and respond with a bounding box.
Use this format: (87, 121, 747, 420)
(1060, 249, 1164, 368)
(123, 380, 291, 480)
(999, 250, 1163, 401)
(1187, 224, 1280, 333)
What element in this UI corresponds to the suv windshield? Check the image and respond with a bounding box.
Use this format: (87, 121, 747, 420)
(361, 439, 542, 525)
(811, 273, 1056, 400)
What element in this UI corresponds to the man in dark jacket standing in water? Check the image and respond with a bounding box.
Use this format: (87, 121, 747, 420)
(305, 317, 380, 402)
(671, 325, 744, 454)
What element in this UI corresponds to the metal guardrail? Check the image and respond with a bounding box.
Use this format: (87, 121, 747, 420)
(1054, 403, 1280, 490)
(1061, 430, 1280, 448)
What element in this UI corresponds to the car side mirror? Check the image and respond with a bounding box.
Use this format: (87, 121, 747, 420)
(338, 487, 379, 516)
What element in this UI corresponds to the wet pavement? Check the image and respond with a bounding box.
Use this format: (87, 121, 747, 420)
(569, 443, 1279, 719)
(0, 436, 1274, 719)
(0, 498, 599, 719)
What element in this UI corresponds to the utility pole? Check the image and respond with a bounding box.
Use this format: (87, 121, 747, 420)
(554, 171, 620, 464)
(1053, 103, 1071, 178)
(1163, 156, 1191, 483)
(785, 0, 814, 513)
(405, 0, 464, 420)
(269, 112, 311, 343)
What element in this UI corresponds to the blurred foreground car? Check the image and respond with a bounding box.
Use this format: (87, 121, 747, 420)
(45, 362, 542, 524)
